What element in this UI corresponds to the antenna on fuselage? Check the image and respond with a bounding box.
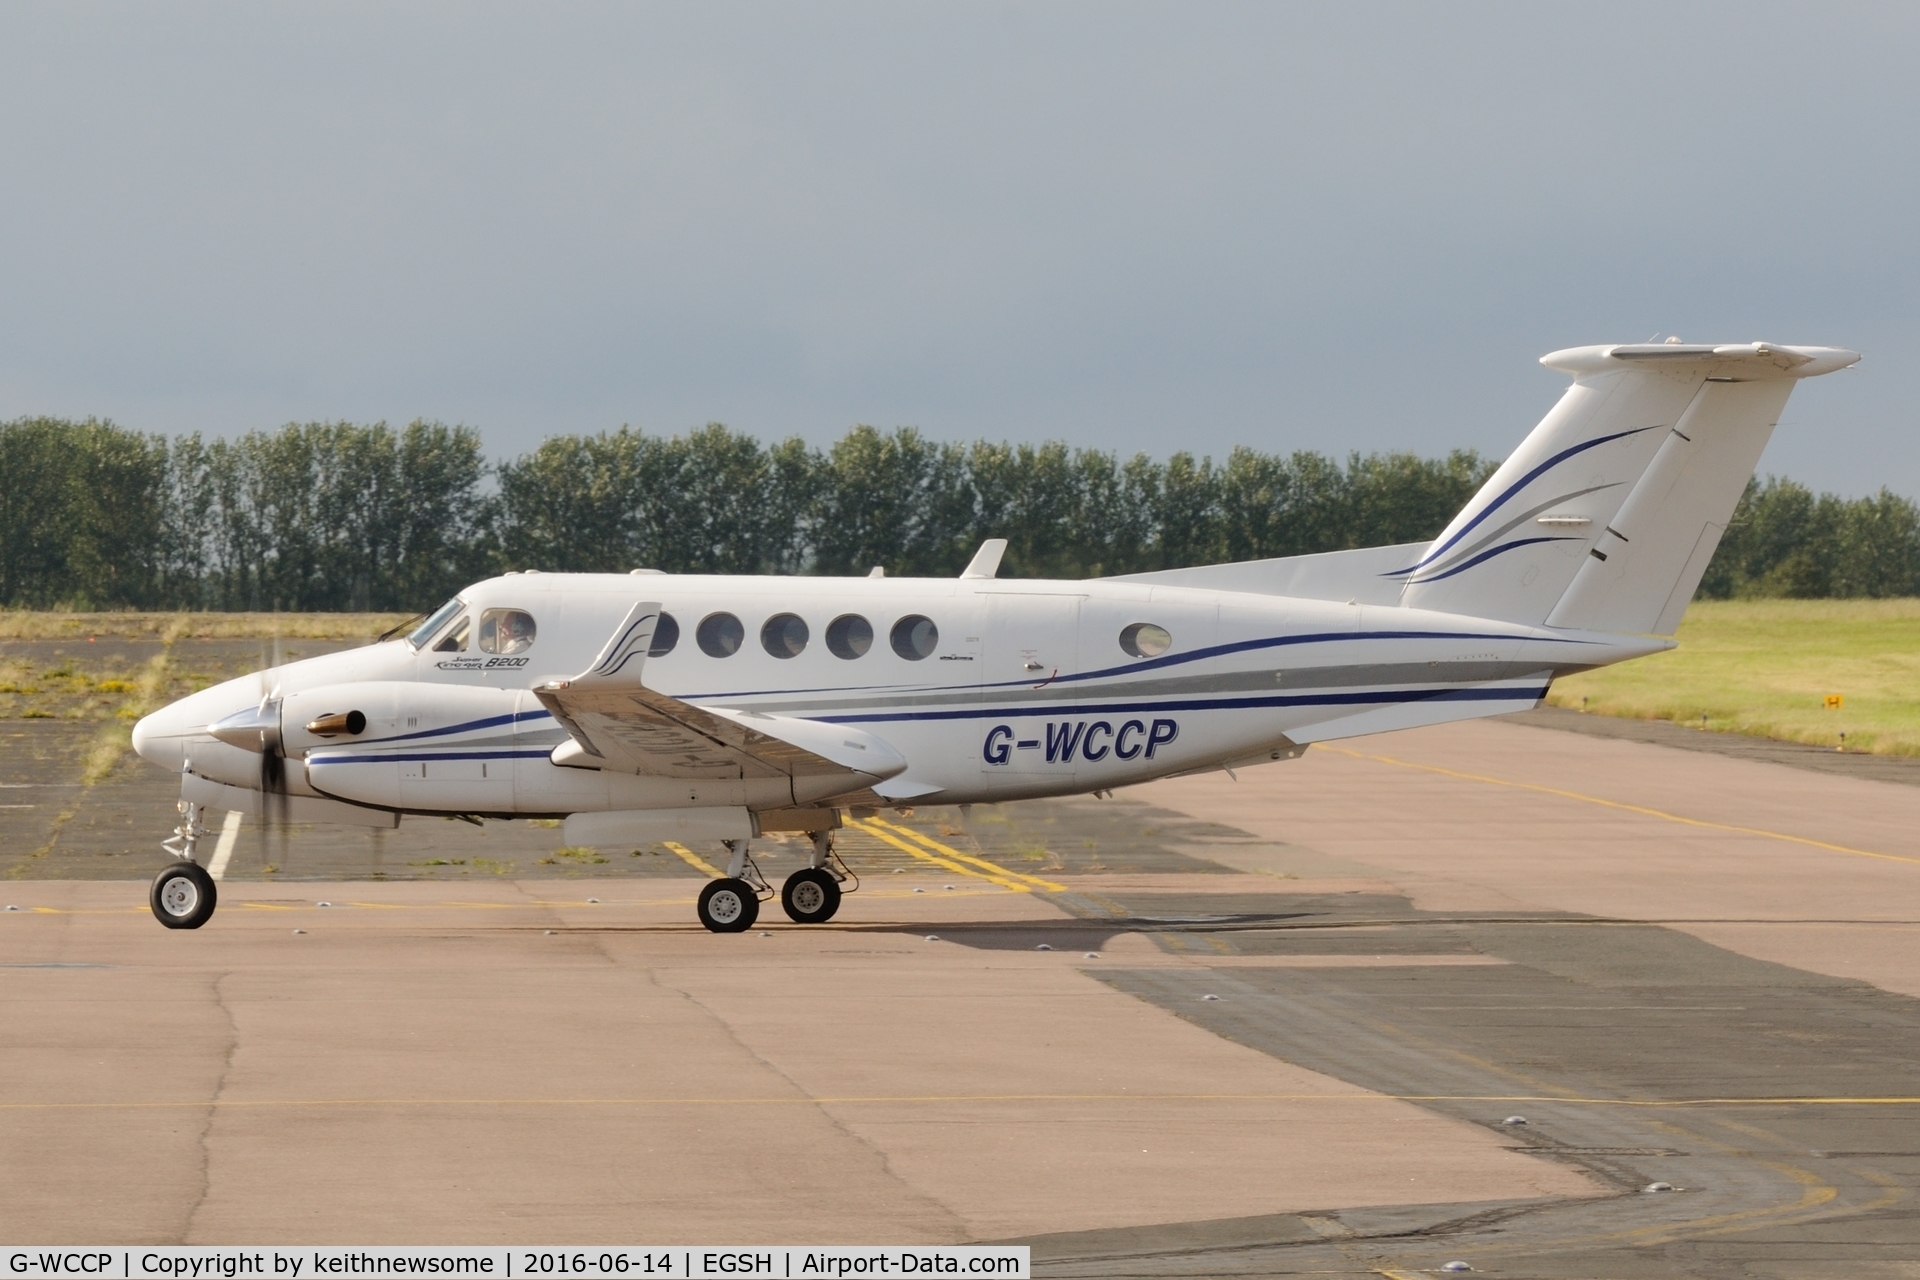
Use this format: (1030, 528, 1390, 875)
(868, 566, 885, 578)
(959, 539, 1007, 580)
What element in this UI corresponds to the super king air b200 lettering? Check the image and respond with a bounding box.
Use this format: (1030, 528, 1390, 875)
(130, 341, 1861, 932)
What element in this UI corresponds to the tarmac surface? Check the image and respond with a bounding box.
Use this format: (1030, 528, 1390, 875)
(6, 702, 1920, 1276)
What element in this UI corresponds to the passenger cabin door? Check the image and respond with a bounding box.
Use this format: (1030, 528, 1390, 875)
(978, 593, 1083, 781)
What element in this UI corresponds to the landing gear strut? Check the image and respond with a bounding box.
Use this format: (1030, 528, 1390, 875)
(695, 831, 852, 931)
(696, 838, 762, 933)
(153, 801, 218, 929)
(781, 831, 845, 924)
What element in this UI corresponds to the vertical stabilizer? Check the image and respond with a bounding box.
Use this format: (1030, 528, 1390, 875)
(1546, 377, 1789, 635)
(1396, 343, 1858, 628)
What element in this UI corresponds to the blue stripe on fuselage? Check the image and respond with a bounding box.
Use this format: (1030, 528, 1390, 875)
(676, 627, 1591, 701)
(354, 708, 556, 748)
(309, 683, 1546, 754)
(307, 748, 558, 765)
(818, 683, 1548, 726)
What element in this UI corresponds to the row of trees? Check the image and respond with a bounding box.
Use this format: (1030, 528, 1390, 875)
(0, 418, 492, 611)
(1698, 477, 1920, 600)
(1, 415, 1914, 610)
(496, 425, 1496, 582)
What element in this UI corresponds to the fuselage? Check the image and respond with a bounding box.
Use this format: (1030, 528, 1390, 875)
(131, 571, 1665, 818)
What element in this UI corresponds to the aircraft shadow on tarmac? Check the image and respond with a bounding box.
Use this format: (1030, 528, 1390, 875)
(966, 884, 1920, 1278)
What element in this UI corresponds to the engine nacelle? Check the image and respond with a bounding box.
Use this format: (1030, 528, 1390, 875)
(291, 681, 539, 813)
(279, 681, 523, 757)
(290, 680, 876, 818)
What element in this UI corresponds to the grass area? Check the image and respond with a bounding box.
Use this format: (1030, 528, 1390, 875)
(0, 610, 411, 640)
(1549, 598, 1920, 756)
(0, 612, 406, 724)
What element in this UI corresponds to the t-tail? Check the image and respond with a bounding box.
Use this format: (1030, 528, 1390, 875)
(1394, 342, 1859, 633)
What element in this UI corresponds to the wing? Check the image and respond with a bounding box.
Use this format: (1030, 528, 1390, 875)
(534, 602, 909, 793)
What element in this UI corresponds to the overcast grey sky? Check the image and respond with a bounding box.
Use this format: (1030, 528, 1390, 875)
(0, 3, 1913, 494)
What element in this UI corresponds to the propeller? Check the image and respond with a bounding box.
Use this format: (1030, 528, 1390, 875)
(258, 691, 288, 831)
(207, 688, 290, 828)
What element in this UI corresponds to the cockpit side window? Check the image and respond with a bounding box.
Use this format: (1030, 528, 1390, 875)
(433, 616, 470, 652)
(478, 609, 537, 655)
(408, 598, 465, 649)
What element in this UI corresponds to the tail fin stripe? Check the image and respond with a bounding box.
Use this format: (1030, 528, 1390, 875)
(1404, 423, 1663, 571)
(1406, 536, 1580, 584)
(1387, 482, 1622, 580)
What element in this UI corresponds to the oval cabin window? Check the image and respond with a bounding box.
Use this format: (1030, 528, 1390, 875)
(890, 614, 939, 661)
(478, 609, 537, 655)
(697, 612, 745, 658)
(761, 613, 809, 658)
(1119, 622, 1172, 658)
(826, 614, 873, 659)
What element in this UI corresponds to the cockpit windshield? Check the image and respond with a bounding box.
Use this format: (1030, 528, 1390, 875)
(407, 598, 466, 649)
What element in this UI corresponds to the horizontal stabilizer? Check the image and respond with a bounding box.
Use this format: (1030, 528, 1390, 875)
(1545, 342, 1860, 378)
(1397, 341, 1858, 627)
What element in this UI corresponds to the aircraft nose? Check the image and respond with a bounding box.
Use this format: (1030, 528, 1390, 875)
(131, 704, 188, 772)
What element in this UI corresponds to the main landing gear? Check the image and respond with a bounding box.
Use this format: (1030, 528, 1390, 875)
(781, 867, 840, 924)
(152, 801, 218, 929)
(694, 831, 853, 933)
(697, 877, 758, 933)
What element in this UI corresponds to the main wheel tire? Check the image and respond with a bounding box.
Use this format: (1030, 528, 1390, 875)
(697, 878, 759, 933)
(781, 868, 842, 924)
(151, 861, 217, 930)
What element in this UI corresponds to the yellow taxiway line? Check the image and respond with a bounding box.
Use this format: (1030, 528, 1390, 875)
(852, 816, 1067, 892)
(661, 841, 725, 877)
(846, 818, 1028, 890)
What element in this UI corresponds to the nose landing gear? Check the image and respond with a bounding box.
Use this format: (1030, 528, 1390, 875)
(151, 860, 217, 930)
(153, 800, 218, 929)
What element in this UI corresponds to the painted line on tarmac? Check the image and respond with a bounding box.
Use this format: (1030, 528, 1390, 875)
(859, 816, 1067, 892)
(847, 818, 1036, 891)
(662, 841, 725, 877)
(1321, 744, 1920, 868)
(11, 1092, 1920, 1112)
(206, 809, 243, 880)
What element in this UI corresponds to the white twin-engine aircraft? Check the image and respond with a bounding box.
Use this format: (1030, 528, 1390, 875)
(131, 341, 1859, 932)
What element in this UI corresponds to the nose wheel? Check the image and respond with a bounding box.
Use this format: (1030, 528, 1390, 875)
(781, 868, 842, 923)
(151, 861, 217, 929)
